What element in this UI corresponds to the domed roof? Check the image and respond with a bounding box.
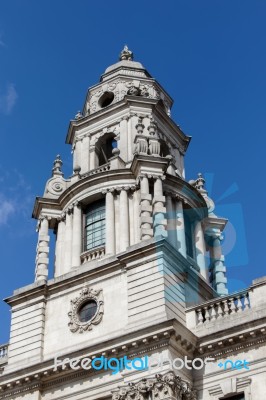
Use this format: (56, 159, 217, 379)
(101, 45, 151, 81)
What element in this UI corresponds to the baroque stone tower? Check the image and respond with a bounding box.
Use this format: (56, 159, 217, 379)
(4, 47, 265, 400)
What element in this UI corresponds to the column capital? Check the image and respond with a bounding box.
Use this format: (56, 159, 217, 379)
(73, 201, 81, 209)
(66, 205, 73, 214)
(57, 213, 66, 222)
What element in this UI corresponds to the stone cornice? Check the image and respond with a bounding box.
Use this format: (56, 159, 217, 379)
(0, 320, 196, 395)
(195, 319, 266, 358)
(164, 175, 208, 220)
(32, 169, 136, 219)
(66, 96, 189, 146)
(5, 238, 214, 305)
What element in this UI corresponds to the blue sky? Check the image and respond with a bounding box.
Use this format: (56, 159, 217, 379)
(0, 0, 265, 343)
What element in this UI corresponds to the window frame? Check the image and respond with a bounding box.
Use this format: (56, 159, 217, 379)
(84, 199, 106, 252)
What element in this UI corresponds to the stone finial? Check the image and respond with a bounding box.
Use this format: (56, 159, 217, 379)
(147, 119, 158, 136)
(195, 173, 205, 191)
(135, 117, 145, 135)
(119, 45, 133, 61)
(75, 111, 83, 120)
(52, 155, 63, 177)
(189, 173, 207, 194)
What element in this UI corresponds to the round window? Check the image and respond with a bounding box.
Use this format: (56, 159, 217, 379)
(98, 91, 114, 108)
(78, 300, 98, 323)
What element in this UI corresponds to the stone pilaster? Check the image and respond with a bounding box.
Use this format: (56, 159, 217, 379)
(81, 136, 90, 173)
(175, 199, 187, 258)
(153, 176, 167, 237)
(105, 189, 115, 255)
(194, 220, 209, 281)
(139, 175, 153, 240)
(72, 202, 82, 268)
(73, 138, 82, 172)
(35, 216, 50, 282)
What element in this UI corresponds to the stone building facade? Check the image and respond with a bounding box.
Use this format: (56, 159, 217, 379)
(0, 46, 265, 400)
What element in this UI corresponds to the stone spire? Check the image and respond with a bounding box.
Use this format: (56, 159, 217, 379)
(119, 45, 133, 61)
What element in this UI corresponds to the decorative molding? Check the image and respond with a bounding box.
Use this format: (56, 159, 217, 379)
(68, 285, 104, 333)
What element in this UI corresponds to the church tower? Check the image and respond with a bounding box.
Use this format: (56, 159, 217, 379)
(0, 47, 241, 400)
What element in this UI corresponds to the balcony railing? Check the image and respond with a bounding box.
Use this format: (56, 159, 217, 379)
(81, 246, 105, 264)
(81, 162, 111, 179)
(0, 344, 8, 362)
(186, 289, 251, 329)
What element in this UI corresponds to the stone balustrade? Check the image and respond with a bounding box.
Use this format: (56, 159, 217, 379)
(81, 246, 105, 264)
(81, 162, 110, 179)
(186, 289, 250, 329)
(0, 344, 8, 362)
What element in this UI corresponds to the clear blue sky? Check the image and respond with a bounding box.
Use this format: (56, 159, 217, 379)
(0, 0, 265, 343)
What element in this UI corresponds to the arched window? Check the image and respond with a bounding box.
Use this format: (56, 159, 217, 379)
(84, 200, 105, 251)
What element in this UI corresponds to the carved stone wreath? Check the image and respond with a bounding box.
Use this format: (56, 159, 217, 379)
(68, 285, 104, 333)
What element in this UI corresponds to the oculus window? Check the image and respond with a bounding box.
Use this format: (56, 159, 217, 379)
(78, 300, 98, 323)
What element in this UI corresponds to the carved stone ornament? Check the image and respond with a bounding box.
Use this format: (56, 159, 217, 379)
(111, 371, 197, 400)
(68, 285, 104, 333)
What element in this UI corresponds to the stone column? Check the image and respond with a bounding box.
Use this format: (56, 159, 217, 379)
(209, 232, 228, 295)
(54, 214, 65, 277)
(166, 193, 176, 246)
(72, 202, 82, 268)
(139, 175, 153, 240)
(175, 199, 187, 258)
(194, 220, 208, 281)
(119, 187, 130, 251)
(64, 207, 73, 271)
(105, 190, 115, 255)
(153, 176, 167, 238)
(35, 216, 50, 281)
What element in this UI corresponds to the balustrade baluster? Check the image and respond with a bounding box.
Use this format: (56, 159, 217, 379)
(197, 309, 204, 325)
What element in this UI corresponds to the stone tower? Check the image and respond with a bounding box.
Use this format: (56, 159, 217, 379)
(8, 47, 266, 400)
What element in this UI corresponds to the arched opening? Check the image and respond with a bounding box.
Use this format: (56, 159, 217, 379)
(160, 141, 171, 157)
(96, 133, 117, 166)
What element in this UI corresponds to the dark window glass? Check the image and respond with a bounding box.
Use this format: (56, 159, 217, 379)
(220, 394, 244, 400)
(78, 300, 97, 322)
(85, 200, 105, 251)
